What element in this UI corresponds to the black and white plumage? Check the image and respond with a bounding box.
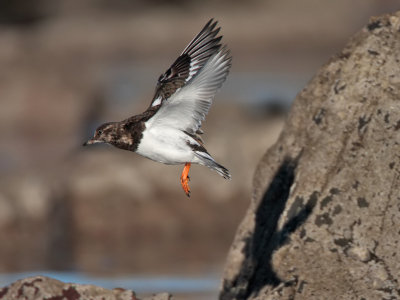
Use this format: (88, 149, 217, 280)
(84, 19, 232, 196)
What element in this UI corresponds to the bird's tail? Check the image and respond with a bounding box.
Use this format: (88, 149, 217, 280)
(211, 161, 231, 179)
(194, 151, 231, 180)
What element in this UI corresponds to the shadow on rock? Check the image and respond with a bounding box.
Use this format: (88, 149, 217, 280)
(221, 156, 316, 299)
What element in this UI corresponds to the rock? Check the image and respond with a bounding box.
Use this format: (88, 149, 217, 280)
(0, 276, 171, 300)
(143, 293, 172, 300)
(220, 11, 400, 300)
(0, 175, 73, 272)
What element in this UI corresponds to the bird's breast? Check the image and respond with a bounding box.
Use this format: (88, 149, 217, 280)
(136, 127, 194, 164)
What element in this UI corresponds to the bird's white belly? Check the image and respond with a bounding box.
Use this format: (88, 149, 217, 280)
(136, 127, 195, 164)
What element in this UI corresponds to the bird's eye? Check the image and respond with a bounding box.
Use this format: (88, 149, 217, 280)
(97, 130, 103, 135)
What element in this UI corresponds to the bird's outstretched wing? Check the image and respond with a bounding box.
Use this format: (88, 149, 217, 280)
(149, 19, 222, 108)
(147, 19, 231, 134)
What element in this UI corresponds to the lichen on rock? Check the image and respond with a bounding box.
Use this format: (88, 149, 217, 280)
(220, 10, 400, 300)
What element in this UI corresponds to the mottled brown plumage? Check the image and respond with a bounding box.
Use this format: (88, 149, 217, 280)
(84, 106, 160, 151)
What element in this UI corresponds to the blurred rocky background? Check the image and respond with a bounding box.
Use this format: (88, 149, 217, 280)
(0, 0, 399, 298)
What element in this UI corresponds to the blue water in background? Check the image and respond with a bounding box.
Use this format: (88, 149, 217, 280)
(0, 271, 220, 294)
(103, 65, 308, 109)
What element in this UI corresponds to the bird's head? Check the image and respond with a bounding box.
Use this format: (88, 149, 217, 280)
(83, 122, 119, 146)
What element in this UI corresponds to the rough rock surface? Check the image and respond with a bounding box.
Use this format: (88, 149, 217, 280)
(220, 11, 400, 300)
(0, 276, 171, 300)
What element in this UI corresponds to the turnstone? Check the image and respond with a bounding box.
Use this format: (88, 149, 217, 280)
(84, 19, 232, 197)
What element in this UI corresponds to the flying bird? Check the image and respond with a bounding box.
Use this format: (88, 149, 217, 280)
(83, 19, 232, 196)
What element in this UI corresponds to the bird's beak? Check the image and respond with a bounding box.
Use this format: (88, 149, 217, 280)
(83, 138, 98, 146)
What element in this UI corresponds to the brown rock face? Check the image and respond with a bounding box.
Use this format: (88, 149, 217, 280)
(220, 11, 400, 300)
(0, 276, 171, 300)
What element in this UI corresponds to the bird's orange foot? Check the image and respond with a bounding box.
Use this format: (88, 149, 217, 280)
(180, 163, 191, 197)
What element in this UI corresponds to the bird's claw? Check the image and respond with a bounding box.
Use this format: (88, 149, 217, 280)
(180, 176, 191, 197)
(180, 163, 191, 197)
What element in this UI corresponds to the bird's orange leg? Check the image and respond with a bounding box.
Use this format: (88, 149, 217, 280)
(180, 163, 191, 197)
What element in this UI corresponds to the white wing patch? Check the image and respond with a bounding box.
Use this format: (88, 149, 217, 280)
(151, 96, 162, 107)
(186, 61, 198, 82)
(146, 47, 231, 134)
